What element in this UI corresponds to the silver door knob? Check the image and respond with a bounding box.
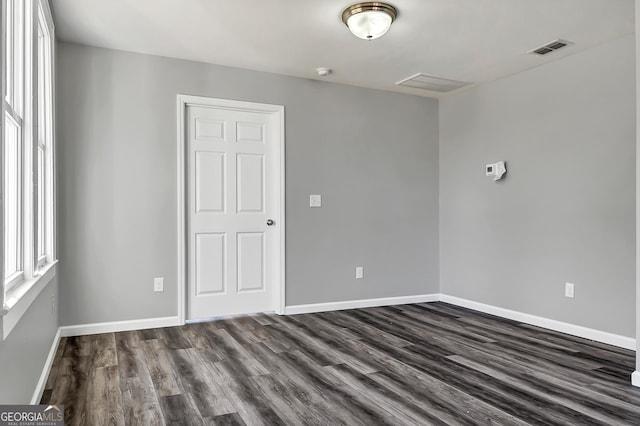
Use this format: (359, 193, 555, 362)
(266, 219, 275, 226)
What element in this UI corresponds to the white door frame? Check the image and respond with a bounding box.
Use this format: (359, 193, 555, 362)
(176, 94, 286, 323)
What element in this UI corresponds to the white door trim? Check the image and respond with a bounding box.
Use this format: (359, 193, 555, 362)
(176, 94, 286, 323)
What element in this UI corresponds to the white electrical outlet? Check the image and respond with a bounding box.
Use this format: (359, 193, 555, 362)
(355, 267, 364, 279)
(565, 282, 575, 298)
(154, 277, 164, 292)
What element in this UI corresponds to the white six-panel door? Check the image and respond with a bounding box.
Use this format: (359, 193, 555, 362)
(187, 103, 282, 319)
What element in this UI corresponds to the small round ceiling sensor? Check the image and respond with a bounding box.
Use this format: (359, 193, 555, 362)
(316, 67, 332, 77)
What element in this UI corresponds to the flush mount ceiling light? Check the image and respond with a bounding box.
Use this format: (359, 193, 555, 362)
(341, 2, 398, 40)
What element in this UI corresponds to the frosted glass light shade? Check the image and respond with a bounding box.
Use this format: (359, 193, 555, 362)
(342, 3, 397, 40)
(346, 11, 392, 40)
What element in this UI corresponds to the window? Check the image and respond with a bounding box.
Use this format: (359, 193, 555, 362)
(36, 7, 54, 267)
(3, 0, 25, 295)
(5, 0, 24, 115)
(3, 114, 22, 282)
(1, 0, 56, 335)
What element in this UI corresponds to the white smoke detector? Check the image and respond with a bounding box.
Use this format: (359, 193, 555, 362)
(316, 67, 332, 77)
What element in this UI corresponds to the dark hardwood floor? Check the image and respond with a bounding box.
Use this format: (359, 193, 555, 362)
(41, 302, 640, 425)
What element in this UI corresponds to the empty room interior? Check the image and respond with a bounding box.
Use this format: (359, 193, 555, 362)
(2, 0, 640, 424)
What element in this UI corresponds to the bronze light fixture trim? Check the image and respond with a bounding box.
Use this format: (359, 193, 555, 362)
(341, 2, 398, 40)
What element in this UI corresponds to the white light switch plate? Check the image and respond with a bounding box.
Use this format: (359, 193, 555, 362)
(565, 282, 574, 298)
(355, 267, 364, 279)
(154, 277, 164, 292)
(310, 195, 322, 207)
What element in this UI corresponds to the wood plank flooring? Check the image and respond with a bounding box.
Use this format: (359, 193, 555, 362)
(41, 302, 640, 425)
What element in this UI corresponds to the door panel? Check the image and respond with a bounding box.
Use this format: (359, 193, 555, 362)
(195, 151, 225, 213)
(237, 154, 264, 213)
(237, 232, 265, 292)
(195, 118, 226, 141)
(195, 233, 226, 295)
(187, 104, 281, 319)
(236, 122, 264, 144)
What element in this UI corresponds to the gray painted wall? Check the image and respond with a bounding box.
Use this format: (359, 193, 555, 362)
(440, 35, 636, 337)
(0, 278, 58, 403)
(56, 42, 440, 325)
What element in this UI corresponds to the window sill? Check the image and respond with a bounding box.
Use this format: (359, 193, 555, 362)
(1, 260, 58, 340)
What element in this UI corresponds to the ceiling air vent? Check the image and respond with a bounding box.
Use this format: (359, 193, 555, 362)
(395, 73, 471, 93)
(528, 39, 573, 56)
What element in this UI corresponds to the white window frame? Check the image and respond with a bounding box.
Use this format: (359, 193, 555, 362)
(0, 0, 57, 340)
(0, 0, 6, 318)
(35, 2, 54, 270)
(3, 0, 25, 297)
(3, 111, 24, 294)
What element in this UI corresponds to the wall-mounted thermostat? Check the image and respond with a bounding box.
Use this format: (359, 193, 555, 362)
(486, 161, 506, 181)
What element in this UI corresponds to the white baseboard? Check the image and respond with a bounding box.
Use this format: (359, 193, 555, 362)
(284, 294, 439, 315)
(632, 371, 640, 387)
(31, 327, 62, 404)
(439, 294, 636, 350)
(59, 316, 182, 337)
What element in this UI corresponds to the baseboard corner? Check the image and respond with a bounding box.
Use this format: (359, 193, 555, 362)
(31, 327, 62, 404)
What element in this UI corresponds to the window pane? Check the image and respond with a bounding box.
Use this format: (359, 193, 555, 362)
(13, 0, 24, 114)
(37, 147, 45, 259)
(3, 115, 22, 278)
(36, 13, 52, 265)
(5, 0, 14, 105)
(5, 0, 24, 113)
(38, 25, 45, 145)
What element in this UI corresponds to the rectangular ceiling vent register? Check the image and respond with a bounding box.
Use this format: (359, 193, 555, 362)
(528, 39, 573, 56)
(395, 73, 471, 93)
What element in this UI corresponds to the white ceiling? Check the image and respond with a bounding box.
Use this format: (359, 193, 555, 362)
(51, 0, 634, 98)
